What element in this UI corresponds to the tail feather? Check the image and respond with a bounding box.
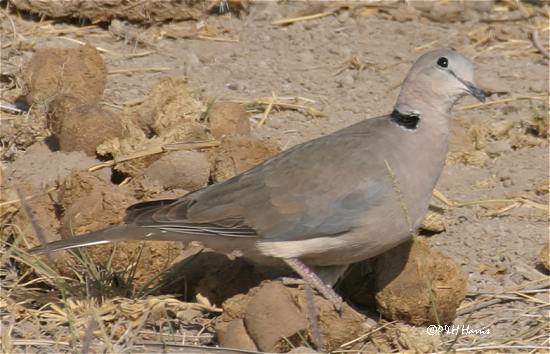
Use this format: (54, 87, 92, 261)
(125, 199, 176, 223)
(29, 225, 192, 254)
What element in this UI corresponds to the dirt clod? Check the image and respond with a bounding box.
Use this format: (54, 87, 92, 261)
(208, 102, 251, 139)
(133, 78, 205, 138)
(216, 281, 365, 352)
(58, 171, 135, 236)
(98, 78, 209, 177)
(216, 319, 258, 351)
(143, 150, 210, 191)
(22, 44, 106, 107)
(210, 135, 280, 182)
(244, 282, 309, 352)
(50, 100, 125, 156)
(374, 237, 467, 326)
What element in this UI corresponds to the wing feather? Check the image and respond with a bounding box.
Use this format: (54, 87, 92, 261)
(124, 117, 390, 242)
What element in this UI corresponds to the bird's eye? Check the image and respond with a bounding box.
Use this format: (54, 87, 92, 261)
(437, 57, 448, 68)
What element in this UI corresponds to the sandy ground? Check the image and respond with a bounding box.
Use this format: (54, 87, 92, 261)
(1, 0, 549, 353)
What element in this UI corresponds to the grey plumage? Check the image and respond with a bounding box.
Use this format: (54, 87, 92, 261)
(31, 48, 485, 289)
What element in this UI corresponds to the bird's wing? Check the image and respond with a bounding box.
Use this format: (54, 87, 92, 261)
(126, 197, 257, 237)
(132, 119, 391, 241)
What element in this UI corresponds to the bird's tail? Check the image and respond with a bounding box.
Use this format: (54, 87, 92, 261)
(29, 225, 195, 254)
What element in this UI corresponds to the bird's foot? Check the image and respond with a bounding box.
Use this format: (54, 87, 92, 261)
(278, 276, 305, 287)
(284, 257, 344, 311)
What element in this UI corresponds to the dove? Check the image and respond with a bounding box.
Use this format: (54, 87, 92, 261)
(31, 48, 485, 307)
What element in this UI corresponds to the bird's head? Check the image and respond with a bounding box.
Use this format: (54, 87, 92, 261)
(396, 48, 485, 115)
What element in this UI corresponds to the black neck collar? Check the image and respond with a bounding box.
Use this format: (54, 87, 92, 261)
(390, 109, 420, 130)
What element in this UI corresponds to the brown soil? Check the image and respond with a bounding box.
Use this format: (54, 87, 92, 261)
(208, 101, 251, 139)
(57, 171, 136, 236)
(142, 150, 210, 191)
(374, 237, 467, 326)
(216, 281, 365, 352)
(9, 0, 211, 24)
(210, 134, 281, 182)
(1, 1, 548, 353)
(50, 99, 126, 156)
(22, 44, 106, 106)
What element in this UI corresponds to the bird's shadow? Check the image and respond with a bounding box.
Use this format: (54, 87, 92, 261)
(152, 247, 292, 305)
(152, 242, 411, 310)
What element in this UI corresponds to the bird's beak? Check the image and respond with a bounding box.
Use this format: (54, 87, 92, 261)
(449, 70, 486, 103)
(463, 80, 486, 102)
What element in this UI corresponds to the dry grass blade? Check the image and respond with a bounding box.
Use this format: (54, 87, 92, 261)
(196, 35, 239, 42)
(8, 339, 71, 347)
(511, 290, 550, 305)
(257, 91, 277, 126)
(531, 30, 550, 59)
(337, 321, 397, 349)
(0, 186, 57, 208)
(90, 307, 115, 353)
(88, 145, 163, 171)
(4, 294, 223, 350)
(432, 190, 549, 215)
(456, 95, 546, 111)
(455, 344, 549, 352)
(4, 241, 70, 290)
(432, 189, 454, 206)
(38, 24, 100, 35)
(108, 67, 171, 75)
(226, 96, 323, 118)
(0, 7, 17, 42)
(2, 248, 224, 350)
(333, 56, 368, 76)
(121, 50, 157, 59)
(457, 277, 550, 316)
(272, 11, 336, 25)
(384, 160, 413, 233)
(80, 316, 97, 354)
(414, 40, 440, 52)
(58, 37, 113, 54)
(88, 140, 220, 172)
(131, 343, 264, 353)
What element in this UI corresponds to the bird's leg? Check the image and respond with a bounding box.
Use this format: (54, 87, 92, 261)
(304, 282, 324, 350)
(284, 257, 343, 311)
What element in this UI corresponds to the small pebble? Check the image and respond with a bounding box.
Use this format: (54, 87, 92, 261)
(339, 46, 352, 58)
(299, 51, 315, 64)
(502, 178, 514, 188)
(485, 140, 511, 156)
(340, 73, 355, 88)
(509, 272, 526, 285)
(185, 52, 200, 67)
(529, 80, 546, 93)
(226, 83, 242, 91)
(337, 10, 350, 23)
